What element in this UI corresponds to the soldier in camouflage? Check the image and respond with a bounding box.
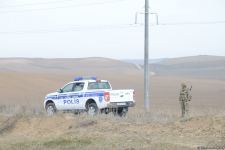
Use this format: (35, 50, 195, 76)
(179, 83, 192, 118)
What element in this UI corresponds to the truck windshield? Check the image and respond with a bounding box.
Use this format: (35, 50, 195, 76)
(88, 82, 111, 90)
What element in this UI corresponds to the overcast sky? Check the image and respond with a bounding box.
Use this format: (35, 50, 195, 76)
(0, 0, 225, 59)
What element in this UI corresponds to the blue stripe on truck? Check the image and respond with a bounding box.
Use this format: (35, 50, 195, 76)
(46, 92, 104, 100)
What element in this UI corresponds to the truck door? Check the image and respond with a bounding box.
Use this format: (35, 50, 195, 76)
(57, 83, 76, 110)
(71, 82, 85, 109)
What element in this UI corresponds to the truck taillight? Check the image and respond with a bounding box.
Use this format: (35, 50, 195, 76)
(104, 92, 110, 102)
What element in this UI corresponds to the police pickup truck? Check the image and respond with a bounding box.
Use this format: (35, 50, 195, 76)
(44, 77, 135, 116)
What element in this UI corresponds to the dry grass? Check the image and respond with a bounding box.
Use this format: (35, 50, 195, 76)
(0, 116, 18, 135)
(0, 106, 224, 150)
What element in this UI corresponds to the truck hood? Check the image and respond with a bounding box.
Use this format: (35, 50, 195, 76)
(45, 92, 58, 99)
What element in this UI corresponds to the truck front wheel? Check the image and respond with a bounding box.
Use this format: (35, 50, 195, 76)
(87, 103, 99, 116)
(46, 103, 57, 116)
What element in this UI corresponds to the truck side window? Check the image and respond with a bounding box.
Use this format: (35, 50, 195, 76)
(74, 82, 84, 91)
(88, 82, 111, 90)
(62, 83, 74, 93)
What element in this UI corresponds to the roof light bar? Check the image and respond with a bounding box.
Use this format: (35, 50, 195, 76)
(74, 76, 97, 81)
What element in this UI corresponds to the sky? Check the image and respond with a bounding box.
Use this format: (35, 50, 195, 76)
(0, 0, 225, 59)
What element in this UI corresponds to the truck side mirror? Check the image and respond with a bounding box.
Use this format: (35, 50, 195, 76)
(57, 89, 63, 93)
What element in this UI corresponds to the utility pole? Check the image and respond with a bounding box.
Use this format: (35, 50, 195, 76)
(144, 0, 150, 111)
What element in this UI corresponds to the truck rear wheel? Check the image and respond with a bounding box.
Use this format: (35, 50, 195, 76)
(87, 103, 99, 116)
(117, 107, 128, 117)
(46, 103, 56, 116)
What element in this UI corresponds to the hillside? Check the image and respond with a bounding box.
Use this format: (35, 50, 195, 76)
(0, 57, 137, 73)
(150, 55, 225, 80)
(0, 56, 225, 149)
(0, 57, 141, 107)
(0, 56, 225, 113)
(159, 55, 225, 65)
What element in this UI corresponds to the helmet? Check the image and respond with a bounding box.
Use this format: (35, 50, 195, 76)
(181, 83, 187, 88)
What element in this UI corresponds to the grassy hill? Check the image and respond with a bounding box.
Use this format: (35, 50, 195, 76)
(0, 57, 136, 73)
(150, 55, 225, 80)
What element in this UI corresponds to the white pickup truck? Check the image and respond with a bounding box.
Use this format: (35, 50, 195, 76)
(44, 77, 135, 116)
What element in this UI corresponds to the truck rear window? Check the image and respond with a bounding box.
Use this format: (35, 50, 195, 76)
(88, 82, 111, 90)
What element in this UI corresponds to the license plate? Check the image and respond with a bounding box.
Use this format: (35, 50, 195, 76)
(117, 103, 126, 106)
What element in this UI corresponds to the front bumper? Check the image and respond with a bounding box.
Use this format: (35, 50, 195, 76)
(107, 101, 135, 108)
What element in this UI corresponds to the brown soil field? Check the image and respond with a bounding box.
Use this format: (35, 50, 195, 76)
(0, 56, 225, 149)
(0, 71, 224, 115)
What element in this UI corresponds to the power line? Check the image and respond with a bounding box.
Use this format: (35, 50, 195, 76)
(0, 0, 73, 8)
(136, 21, 225, 26)
(1, 20, 224, 35)
(159, 21, 225, 26)
(0, 24, 141, 34)
(0, 0, 127, 13)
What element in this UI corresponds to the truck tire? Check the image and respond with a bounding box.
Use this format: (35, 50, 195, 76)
(46, 103, 57, 116)
(117, 107, 128, 117)
(87, 103, 99, 116)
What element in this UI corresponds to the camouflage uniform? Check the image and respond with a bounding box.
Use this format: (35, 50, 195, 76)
(179, 83, 192, 118)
